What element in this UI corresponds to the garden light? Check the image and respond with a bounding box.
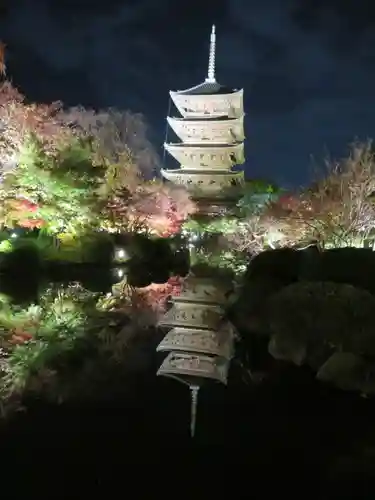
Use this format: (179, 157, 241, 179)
(114, 247, 128, 261)
(189, 233, 199, 242)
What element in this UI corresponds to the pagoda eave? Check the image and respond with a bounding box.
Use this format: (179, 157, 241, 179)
(170, 89, 244, 119)
(156, 326, 234, 359)
(157, 352, 230, 385)
(164, 141, 245, 169)
(164, 141, 244, 150)
(170, 87, 243, 98)
(161, 168, 244, 180)
(167, 116, 244, 124)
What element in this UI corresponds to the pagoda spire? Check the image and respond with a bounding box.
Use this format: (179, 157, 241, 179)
(206, 24, 216, 83)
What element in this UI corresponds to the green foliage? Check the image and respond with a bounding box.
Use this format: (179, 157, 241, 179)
(237, 180, 282, 216)
(190, 248, 248, 276)
(0, 284, 107, 407)
(0, 239, 12, 253)
(1, 134, 106, 234)
(183, 215, 242, 235)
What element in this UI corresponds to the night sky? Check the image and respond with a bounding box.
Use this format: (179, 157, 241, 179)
(2, 0, 375, 187)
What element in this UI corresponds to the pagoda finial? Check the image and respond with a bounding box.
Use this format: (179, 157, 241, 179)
(189, 385, 200, 437)
(206, 25, 216, 83)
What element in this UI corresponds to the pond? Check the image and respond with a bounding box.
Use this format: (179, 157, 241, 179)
(0, 232, 190, 303)
(0, 239, 374, 494)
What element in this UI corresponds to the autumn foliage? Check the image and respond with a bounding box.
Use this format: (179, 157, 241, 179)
(131, 276, 183, 316)
(0, 80, 196, 236)
(106, 181, 196, 237)
(232, 141, 375, 253)
(0, 82, 69, 164)
(108, 276, 184, 325)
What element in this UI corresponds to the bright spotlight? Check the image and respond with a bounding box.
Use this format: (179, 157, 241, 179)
(114, 247, 128, 261)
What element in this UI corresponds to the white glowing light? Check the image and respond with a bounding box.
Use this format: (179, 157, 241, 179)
(117, 249, 126, 258)
(10, 233, 17, 239)
(117, 269, 124, 278)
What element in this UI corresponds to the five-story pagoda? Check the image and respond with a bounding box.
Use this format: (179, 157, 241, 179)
(161, 25, 245, 212)
(157, 25, 245, 436)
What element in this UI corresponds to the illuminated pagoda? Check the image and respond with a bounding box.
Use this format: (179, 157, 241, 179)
(157, 25, 245, 436)
(161, 24, 245, 213)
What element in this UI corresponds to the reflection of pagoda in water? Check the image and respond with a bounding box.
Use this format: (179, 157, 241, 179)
(157, 25, 245, 436)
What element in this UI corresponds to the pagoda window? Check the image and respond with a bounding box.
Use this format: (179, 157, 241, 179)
(231, 179, 237, 187)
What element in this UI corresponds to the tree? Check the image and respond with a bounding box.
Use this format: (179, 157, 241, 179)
(104, 179, 196, 236)
(0, 81, 195, 237)
(0, 133, 106, 233)
(248, 142, 375, 251)
(59, 106, 160, 178)
(0, 41, 6, 78)
(237, 179, 281, 216)
(58, 106, 197, 235)
(0, 82, 69, 170)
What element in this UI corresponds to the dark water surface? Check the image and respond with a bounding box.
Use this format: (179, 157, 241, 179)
(0, 264, 373, 496)
(0, 362, 374, 497)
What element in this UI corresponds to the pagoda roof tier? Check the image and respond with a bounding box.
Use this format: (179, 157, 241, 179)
(165, 142, 244, 149)
(157, 351, 230, 385)
(172, 80, 238, 96)
(167, 115, 244, 144)
(170, 275, 233, 305)
(169, 115, 243, 122)
(170, 88, 243, 119)
(161, 168, 244, 193)
(157, 326, 234, 360)
(164, 142, 244, 168)
(159, 302, 224, 330)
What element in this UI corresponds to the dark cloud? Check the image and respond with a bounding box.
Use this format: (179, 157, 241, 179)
(290, 0, 375, 34)
(1, 0, 375, 185)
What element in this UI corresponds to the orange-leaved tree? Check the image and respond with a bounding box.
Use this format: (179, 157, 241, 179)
(104, 179, 196, 236)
